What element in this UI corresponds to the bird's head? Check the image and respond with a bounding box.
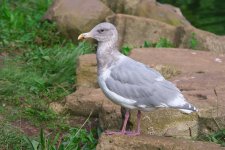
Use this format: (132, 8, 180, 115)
(78, 22, 118, 42)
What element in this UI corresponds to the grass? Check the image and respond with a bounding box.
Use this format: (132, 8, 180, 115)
(24, 112, 100, 150)
(0, 0, 97, 149)
(197, 129, 225, 147)
(188, 32, 198, 49)
(0, 122, 28, 150)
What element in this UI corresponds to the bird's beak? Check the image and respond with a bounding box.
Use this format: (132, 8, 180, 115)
(78, 32, 92, 40)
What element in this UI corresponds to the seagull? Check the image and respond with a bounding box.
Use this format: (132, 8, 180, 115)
(78, 22, 197, 136)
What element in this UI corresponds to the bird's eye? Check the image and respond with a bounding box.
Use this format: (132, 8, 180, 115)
(98, 29, 105, 33)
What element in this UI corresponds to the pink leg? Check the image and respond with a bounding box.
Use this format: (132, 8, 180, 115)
(136, 110, 141, 134)
(125, 110, 141, 136)
(105, 110, 130, 135)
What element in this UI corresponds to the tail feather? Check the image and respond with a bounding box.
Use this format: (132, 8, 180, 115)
(179, 103, 198, 114)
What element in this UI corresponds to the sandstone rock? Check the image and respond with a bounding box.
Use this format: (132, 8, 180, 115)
(101, 0, 190, 26)
(107, 14, 225, 52)
(76, 54, 98, 88)
(96, 134, 225, 150)
(42, 0, 113, 40)
(106, 14, 177, 48)
(130, 109, 198, 138)
(99, 100, 122, 130)
(180, 26, 225, 53)
(65, 87, 105, 117)
(65, 86, 121, 129)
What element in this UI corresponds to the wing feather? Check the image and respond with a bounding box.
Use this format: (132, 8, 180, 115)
(104, 56, 195, 111)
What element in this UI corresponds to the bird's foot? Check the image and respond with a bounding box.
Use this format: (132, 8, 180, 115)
(124, 131, 140, 136)
(105, 130, 125, 135)
(105, 130, 140, 136)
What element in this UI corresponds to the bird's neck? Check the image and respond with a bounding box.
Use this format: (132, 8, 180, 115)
(96, 41, 120, 72)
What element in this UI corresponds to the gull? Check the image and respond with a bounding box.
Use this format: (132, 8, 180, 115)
(78, 22, 197, 136)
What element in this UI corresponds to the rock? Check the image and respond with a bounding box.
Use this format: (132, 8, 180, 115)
(65, 86, 121, 129)
(65, 87, 105, 117)
(99, 100, 122, 130)
(76, 54, 98, 88)
(107, 14, 225, 52)
(130, 109, 198, 138)
(43, 1, 225, 52)
(179, 26, 225, 53)
(42, 0, 113, 41)
(49, 102, 65, 114)
(96, 134, 225, 150)
(106, 14, 177, 48)
(101, 0, 190, 26)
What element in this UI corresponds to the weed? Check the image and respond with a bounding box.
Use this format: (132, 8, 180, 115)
(188, 32, 198, 49)
(143, 41, 153, 48)
(121, 45, 132, 55)
(0, 122, 28, 149)
(155, 38, 174, 48)
(24, 112, 99, 150)
(198, 129, 225, 147)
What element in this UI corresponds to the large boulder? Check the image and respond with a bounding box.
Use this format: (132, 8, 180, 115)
(101, 0, 190, 26)
(42, 0, 113, 40)
(107, 14, 225, 52)
(43, 0, 225, 52)
(97, 134, 225, 150)
(106, 14, 177, 48)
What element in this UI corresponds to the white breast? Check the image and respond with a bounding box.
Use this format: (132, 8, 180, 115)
(98, 69, 137, 109)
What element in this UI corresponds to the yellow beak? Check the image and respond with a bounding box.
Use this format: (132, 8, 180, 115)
(78, 34, 85, 40)
(78, 32, 91, 40)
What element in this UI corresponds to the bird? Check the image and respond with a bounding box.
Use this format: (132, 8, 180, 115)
(78, 22, 197, 136)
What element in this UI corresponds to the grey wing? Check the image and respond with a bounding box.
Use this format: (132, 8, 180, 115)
(105, 57, 196, 111)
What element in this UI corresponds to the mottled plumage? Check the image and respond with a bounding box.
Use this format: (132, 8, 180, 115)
(78, 22, 197, 135)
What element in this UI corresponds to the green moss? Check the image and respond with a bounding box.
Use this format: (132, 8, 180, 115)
(155, 65, 181, 79)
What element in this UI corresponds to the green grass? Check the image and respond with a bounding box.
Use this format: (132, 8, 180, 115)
(0, 122, 28, 150)
(188, 32, 198, 49)
(24, 112, 100, 150)
(197, 129, 225, 147)
(0, 0, 97, 149)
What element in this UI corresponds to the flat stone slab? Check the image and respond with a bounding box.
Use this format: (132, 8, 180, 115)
(97, 134, 225, 150)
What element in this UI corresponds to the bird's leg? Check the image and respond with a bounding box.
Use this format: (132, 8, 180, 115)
(125, 110, 141, 136)
(105, 110, 130, 135)
(136, 110, 141, 134)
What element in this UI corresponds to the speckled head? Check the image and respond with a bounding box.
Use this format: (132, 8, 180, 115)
(78, 22, 118, 42)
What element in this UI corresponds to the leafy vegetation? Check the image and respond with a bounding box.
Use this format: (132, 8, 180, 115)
(121, 45, 132, 55)
(24, 112, 99, 150)
(0, 0, 97, 149)
(198, 129, 225, 147)
(0, 122, 28, 149)
(157, 0, 225, 35)
(188, 32, 198, 49)
(24, 128, 98, 150)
